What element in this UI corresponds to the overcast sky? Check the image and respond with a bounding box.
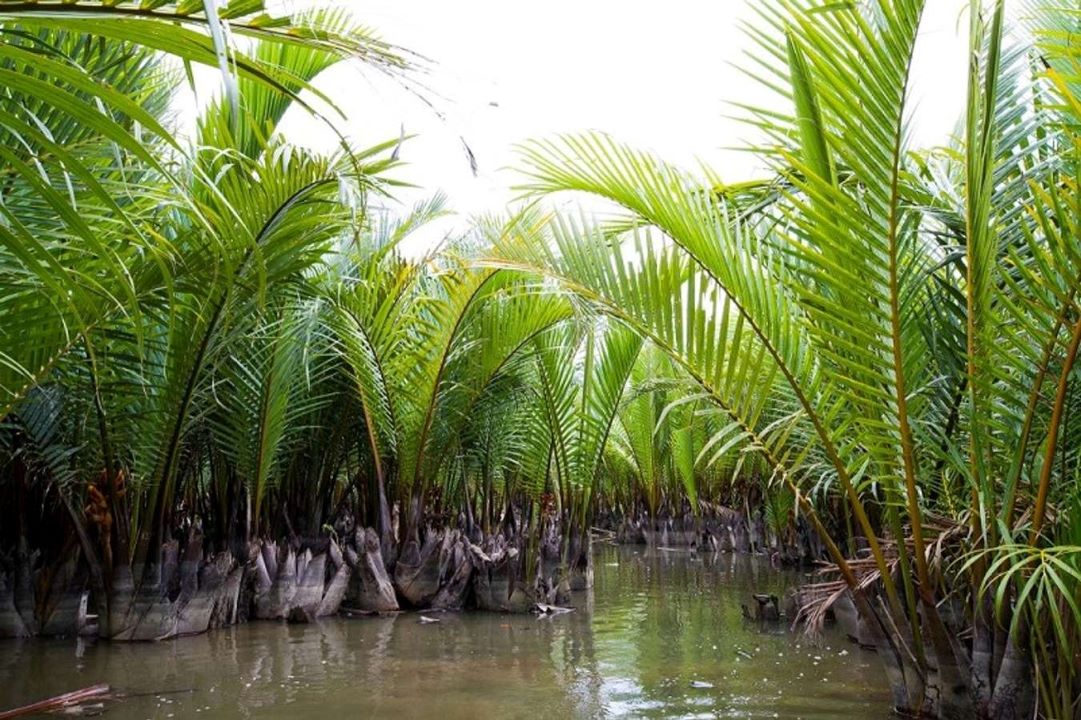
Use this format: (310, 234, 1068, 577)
(274, 0, 970, 246)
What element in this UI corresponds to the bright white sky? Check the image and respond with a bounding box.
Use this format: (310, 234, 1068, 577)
(272, 0, 970, 248)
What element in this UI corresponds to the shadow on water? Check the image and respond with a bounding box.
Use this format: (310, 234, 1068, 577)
(0, 545, 892, 719)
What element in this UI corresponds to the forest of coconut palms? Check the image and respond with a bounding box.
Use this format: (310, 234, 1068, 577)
(0, 1, 1079, 718)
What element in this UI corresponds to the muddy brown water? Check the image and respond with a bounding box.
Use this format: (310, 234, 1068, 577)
(0, 545, 892, 719)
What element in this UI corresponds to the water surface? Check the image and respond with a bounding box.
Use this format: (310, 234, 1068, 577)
(0, 545, 891, 718)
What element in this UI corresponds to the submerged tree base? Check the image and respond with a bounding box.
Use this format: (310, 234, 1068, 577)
(608, 502, 824, 565)
(0, 499, 814, 642)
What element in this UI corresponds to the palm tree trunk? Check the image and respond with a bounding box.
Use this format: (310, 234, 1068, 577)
(987, 620, 1034, 720)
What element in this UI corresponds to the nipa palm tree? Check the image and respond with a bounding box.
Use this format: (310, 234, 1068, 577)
(0, 1, 412, 638)
(490, 1, 1081, 716)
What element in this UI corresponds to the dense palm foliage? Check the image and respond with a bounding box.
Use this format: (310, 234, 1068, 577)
(0, 1, 429, 638)
(0, 0, 656, 639)
(1, 1, 1080, 718)
(487, 2, 1081, 716)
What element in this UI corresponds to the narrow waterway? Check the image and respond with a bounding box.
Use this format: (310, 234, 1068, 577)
(0, 545, 892, 718)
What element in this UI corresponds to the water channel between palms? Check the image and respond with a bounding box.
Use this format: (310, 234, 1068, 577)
(0, 545, 891, 719)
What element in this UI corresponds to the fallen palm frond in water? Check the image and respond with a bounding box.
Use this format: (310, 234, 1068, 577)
(0, 684, 111, 719)
(795, 517, 969, 636)
(792, 548, 902, 636)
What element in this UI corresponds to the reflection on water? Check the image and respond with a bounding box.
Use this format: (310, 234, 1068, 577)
(0, 546, 891, 719)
